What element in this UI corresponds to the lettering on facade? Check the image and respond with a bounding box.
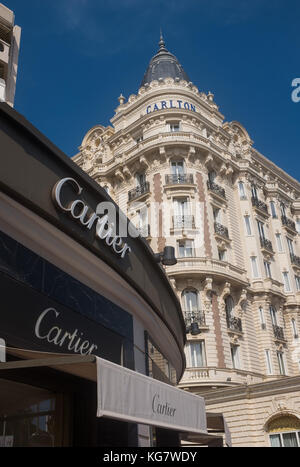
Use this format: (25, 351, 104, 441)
(52, 178, 132, 259)
(35, 308, 98, 356)
(146, 100, 196, 114)
(152, 393, 177, 417)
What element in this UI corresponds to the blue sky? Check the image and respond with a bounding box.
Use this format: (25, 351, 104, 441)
(5, 0, 300, 180)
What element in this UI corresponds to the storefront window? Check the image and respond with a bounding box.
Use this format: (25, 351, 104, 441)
(0, 379, 63, 447)
(145, 334, 177, 385)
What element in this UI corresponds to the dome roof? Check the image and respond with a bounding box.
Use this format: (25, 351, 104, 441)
(140, 35, 190, 87)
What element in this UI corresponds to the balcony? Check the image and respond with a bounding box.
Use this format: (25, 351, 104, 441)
(207, 181, 226, 200)
(173, 215, 195, 229)
(273, 325, 285, 341)
(260, 237, 274, 254)
(165, 173, 194, 186)
(184, 310, 207, 334)
(251, 197, 269, 217)
(165, 257, 249, 287)
(128, 182, 150, 202)
(290, 253, 300, 269)
(282, 216, 297, 234)
(214, 222, 229, 240)
(227, 316, 243, 333)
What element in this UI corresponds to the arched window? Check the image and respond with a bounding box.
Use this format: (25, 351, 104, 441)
(182, 290, 199, 312)
(268, 416, 300, 447)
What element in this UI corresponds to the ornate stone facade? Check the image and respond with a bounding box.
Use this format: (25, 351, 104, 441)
(73, 38, 300, 446)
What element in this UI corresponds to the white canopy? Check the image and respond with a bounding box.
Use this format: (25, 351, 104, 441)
(0, 347, 208, 436)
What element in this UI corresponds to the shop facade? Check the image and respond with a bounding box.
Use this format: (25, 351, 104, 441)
(0, 102, 217, 447)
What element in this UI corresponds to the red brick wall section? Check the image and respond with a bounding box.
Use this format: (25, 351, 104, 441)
(153, 173, 166, 253)
(196, 172, 212, 257)
(212, 293, 226, 368)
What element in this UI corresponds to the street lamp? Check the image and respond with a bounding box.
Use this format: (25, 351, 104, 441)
(154, 246, 177, 266)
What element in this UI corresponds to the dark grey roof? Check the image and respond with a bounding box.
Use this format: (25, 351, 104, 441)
(140, 35, 190, 87)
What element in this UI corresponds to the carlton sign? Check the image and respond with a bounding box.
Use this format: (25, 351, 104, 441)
(52, 178, 132, 260)
(146, 100, 196, 114)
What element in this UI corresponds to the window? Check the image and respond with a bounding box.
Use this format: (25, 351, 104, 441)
(286, 237, 295, 256)
(225, 296, 234, 320)
(259, 307, 266, 329)
(265, 350, 273, 375)
(251, 185, 258, 199)
(268, 416, 300, 447)
(136, 173, 146, 187)
(182, 290, 199, 312)
(169, 122, 180, 132)
(277, 351, 286, 375)
(257, 220, 265, 240)
(218, 249, 226, 261)
(213, 207, 221, 223)
(280, 203, 287, 218)
(178, 240, 194, 258)
(231, 345, 241, 369)
(238, 182, 246, 199)
(244, 216, 252, 235)
(296, 219, 300, 234)
(264, 261, 272, 279)
(276, 233, 283, 252)
(137, 207, 148, 237)
(208, 171, 217, 184)
(186, 341, 206, 368)
(292, 319, 298, 339)
(269, 305, 278, 326)
(283, 271, 292, 292)
(171, 160, 184, 176)
(173, 198, 189, 217)
(135, 134, 143, 143)
(251, 257, 260, 278)
(295, 276, 300, 292)
(270, 432, 300, 447)
(270, 201, 277, 218)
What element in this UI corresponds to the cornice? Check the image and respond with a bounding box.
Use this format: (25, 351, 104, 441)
(251, 148, 300, 196)
(203, 375, 300, 404)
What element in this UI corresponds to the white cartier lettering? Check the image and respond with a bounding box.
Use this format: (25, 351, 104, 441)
(52, 178, 131, 259)
(152, 394, 176, 417)
(35, 308, 98, 356)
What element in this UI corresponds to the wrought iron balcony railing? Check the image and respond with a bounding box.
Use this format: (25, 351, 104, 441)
(260, 237, 274, 253)
(290, 253, 300, 268)
(251, 197, 269, 215)
(214, 222, 229, 239)
(173, 215, 195, 229)
(128, 182, 150, 202)
(273, 325, 285, 341)
(282, 215, 296, 232)
(165, 173, 194, 185)
(227, 316, 243, 333)
(184, 310, 206, 334)
(207, 181, 226, 199)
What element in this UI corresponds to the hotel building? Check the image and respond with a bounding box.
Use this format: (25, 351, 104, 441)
(73, 36, 300, 447)
(0, 2, 21, 106)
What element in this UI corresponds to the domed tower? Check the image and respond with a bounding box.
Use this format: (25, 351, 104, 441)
(73, 35, 300, 439)
(141, 34, 191, 87)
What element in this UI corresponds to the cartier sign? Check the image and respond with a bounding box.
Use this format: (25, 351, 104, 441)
(52, 178, 132, 259)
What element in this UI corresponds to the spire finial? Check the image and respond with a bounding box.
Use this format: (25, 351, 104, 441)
(159, 29, 166, 50)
